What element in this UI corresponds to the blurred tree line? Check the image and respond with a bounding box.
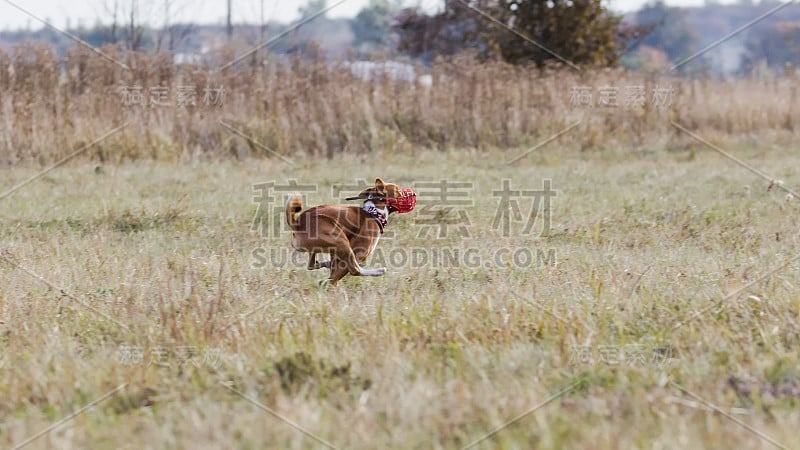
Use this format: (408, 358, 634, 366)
(389, 0, 800, 75)
(1, 0, 800, 76)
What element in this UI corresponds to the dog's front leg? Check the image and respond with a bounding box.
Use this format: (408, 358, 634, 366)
(335, 246, 385, 277)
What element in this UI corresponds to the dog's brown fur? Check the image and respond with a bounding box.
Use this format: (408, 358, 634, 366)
(286, 178, 402, 285)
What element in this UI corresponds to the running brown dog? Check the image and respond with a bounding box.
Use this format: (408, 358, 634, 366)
(285, 178, 416, 285)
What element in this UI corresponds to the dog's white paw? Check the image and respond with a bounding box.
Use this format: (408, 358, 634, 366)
(358, 267, 386, 276)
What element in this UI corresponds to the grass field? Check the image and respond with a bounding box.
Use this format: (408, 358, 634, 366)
(1, 142, 799, 449)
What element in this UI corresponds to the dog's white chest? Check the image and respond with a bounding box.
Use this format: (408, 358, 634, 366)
(362, 201, 388, 252)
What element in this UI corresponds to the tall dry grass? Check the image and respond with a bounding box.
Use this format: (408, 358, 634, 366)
(0, 42, 798, 164)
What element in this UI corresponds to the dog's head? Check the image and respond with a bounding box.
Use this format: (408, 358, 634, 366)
(357, 178, 417, 214)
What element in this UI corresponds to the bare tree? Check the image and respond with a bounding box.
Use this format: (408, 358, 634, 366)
(156, 0, 169, 51)
(156, 0, 195, 52)
(98, 0, 120, 44)
(227, 0, 233, 40)
(99, 0, 199, 52)
(126, 0, 144, 51)
(260, 0, 266, 41)
(111, 0, 119, 43)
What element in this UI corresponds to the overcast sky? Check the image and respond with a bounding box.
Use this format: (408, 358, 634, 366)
(0, 0, 725, 31)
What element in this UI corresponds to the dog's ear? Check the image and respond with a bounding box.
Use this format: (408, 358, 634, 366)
(375, 178, 386, 187)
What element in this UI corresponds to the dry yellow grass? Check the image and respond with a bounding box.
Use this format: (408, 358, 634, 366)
(0, 43, 798, 164)
(1, 141, 799, 448)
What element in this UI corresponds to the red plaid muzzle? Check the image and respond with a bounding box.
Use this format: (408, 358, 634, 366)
(386, 188, 417, 214)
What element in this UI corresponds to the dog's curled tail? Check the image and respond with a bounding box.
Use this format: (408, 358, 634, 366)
(285, 193, 303, 229)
